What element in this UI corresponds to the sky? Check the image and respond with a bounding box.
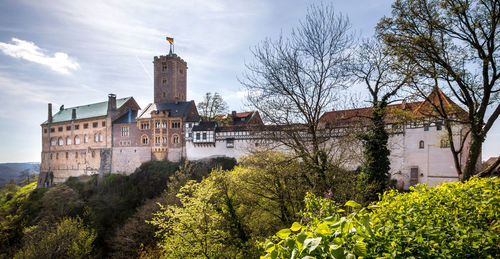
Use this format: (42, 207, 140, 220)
(0, 0, 498, 163)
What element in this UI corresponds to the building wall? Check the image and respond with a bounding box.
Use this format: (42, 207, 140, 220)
(111, 147, 151, 174)
(185, 123, 468, 190)
(400, 123, 463, 188)
(41, 116, 113, 183)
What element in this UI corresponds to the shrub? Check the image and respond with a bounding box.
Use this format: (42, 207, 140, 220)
(14, 217, 96, 259)
(262, 177, 500, 258)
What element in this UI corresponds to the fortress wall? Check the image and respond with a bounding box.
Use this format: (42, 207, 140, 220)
(111, 147, 151, 175)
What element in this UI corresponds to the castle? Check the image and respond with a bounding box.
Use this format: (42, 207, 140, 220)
(38, 50, 475, 190)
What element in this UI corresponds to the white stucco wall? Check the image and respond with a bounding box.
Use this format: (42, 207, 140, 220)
(186, 123, 467, 190)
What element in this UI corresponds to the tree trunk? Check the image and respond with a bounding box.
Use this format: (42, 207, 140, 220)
(461, 133, 484, 181)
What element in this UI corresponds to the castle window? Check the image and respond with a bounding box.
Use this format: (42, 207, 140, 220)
(162, 63, 167, 71)
(43, 128, 47, 134)
(99, 134, 103, 142)
(141, 135, 149, 145)
(50, 128, 55, 133)
(66, 125, 71, 131)
(196, 133, 200, 140)
(95, 134, 98, 142)
(58, 137, 64, 146)
(84, 123, 88, 129)
(162, 137, 167, 143)
(179, 68, 183, 74)
(202, 133, 207, 140)
(163, 92, 166, 97)
(155, 136, 160, 144)
(155, 122, 161, 128)
(75, 124, 79, 130)
(93, 122, 98, 128)
(58, 126, 63, 132)
(50, 138, 56, 146)
(66, 137, 72, 145)
(84, 135, 89, 143)
(141, 122, 150, 129)
(419, 140, 425, 149)
(440, 138, 450, 148)
(172, 135, 179, 144)
(74, 135, 80, 145)
(162, 77, 167, 84)
(162, 121, 167, 128)
(171, 121, 181, 128)
(121, 126, 129, 137)
(102, 121, 106, 127)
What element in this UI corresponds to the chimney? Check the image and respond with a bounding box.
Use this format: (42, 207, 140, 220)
(48, 103, 53, 122)
(59, 105, 64, 111)
(71, 108, 76, 120)
(108, 94, 117, 113)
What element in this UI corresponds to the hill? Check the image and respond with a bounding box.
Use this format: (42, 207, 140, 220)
(0, 162, 40, 187)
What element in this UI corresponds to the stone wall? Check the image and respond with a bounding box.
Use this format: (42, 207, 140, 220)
(111, 147, 151, 175)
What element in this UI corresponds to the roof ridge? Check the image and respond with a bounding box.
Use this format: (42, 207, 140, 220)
(59, 96, 132, 110)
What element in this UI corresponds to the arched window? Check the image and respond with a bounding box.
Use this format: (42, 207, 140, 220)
(58, 137, 64, 146)
(172, 134, 179, 144)
(50, 138, 56, 146)
(95, 134, 99, 142)
(419, 140, 425, 149)
(99, 133, 103, 142)
(84, 135, 89, 143)
(66, 137, 71, 145)
(141, 135, 149, 145)
(74, 135, 80, 145)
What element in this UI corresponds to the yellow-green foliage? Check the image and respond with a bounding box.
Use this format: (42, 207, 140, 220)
(262, 177, 500, 258)
(14, 217, 96, 259)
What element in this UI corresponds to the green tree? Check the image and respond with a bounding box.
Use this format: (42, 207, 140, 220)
(377, 0, 500, 180)
(232, 152, 308, 237)
(352, 39, 414, 201)
(150, 170, 248, 258)
(15, 217, 96, 259)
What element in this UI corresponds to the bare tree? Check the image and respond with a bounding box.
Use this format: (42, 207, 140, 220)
(377, 0, 500, 180)
(351, 38, 413, 199)
(197, 92, 229, 121)
(241, 3, 354, 191)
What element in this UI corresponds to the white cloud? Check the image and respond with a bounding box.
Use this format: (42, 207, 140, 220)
(0, 38, 80, 74)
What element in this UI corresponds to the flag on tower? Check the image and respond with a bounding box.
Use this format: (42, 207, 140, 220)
(166, 37, 174, 44)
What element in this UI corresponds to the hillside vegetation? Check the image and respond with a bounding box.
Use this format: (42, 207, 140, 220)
(262, 177, 500, 258)
(1, 154, 498, 258)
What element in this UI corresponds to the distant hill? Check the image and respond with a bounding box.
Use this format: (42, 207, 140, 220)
(0, 162, 40, 187)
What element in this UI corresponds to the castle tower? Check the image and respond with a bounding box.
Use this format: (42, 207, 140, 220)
(153, 54, 187, 103)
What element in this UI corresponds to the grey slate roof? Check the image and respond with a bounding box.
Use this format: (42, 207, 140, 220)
(42, 97, 132, 124)
(192, 121, 217, 131)
(137, 101, 200, 121)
